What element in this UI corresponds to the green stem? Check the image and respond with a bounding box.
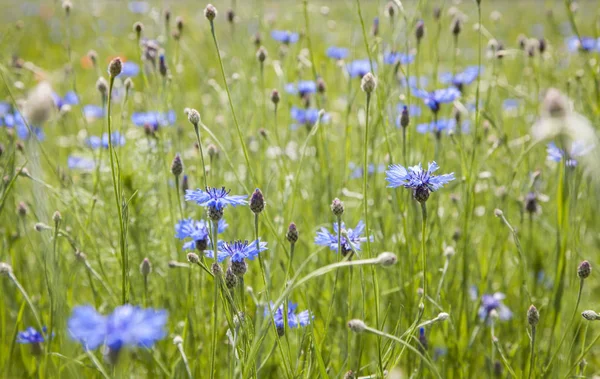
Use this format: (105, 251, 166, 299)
(528, 326, 536, 379)
(210, 221, 219, 379)
(421, 201, 428, 304)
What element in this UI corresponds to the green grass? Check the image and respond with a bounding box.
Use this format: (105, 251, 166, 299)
(1, 0, 600, 377)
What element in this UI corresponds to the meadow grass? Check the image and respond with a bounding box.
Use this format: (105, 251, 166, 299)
(1, 0, 600, 377)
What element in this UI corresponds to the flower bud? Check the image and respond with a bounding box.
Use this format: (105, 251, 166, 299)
(171, 153, 183, 176)
(437, 312, 449, 321)
(133, 22, 144, 37)
(62, 0, 72, 15)
(494, 209, 503, 217)
(250, 189, 265, 214)
(108, 57, 123, 78)
(377, 252, 397, 267)
(256, 46, 267, 63)
(225, 267, 238, 288)
(96, 77, 108, 97)
(173, 335, 183, 345)
(52, 211, 62, 224)
(204, 4, 217, 21)
(187, 253, 199, 264)
(527, 304, 539, 326)
(347, 319, 367, 333)
(360, 72, 377, 94)
(415, 20, 425, 43)
(0, 262, 12, 275)
(187, 108, 200, 127)
(400, 105, 409, 128)
(271, 89, 280, 105)
(124, 78, 134, 92)
(176, 16, 184, 32)
(331, 198, 344, 217)
(286, 222, 298, 244)
(578, 260, 591, 279)
(140, 258, 152, 276)
(582, 310, 599, 321)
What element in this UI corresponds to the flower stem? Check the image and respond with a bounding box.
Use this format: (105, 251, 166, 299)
(528, 326, 536, 379)
(210, 221, 219, 379)
(420, 201, 428, 305)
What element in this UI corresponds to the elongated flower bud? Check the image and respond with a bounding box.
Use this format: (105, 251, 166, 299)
(204, 4, 217, 21)
(527, 305, 539, 326)
(578, 260, 591, 279)
(331, 198, 344, 217)
(347, 319, 367, 333)
(361, 72, 377, 94)
(108, 57, 123, 78)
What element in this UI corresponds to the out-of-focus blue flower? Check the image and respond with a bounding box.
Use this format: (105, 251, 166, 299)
(105, 305, 167, 350)
(547, 141, 594, 167)
(175, 218, 227, 251)
(67, 156, 95, 171)
(326, 46, 349, 60)
(400, 76, 429, 88)
(290, 107, 330, 129)
(439, 66, 481, 89)
(83, 105, 104, 120)
(348, 162, 385, 179)
(68, 305, 167, 351)
(185, 187, 247, 211)
(128, 1, 149, 14)
(566, 36, 598, 52)
(315, 221, 372, 256)
(3, 111, 45, 140)
(131, 110, 176, 128)
(214, 239, 268, 262)
(52, 91, 79, 110)
(118, 61, 140, 78)
(478, 293, 512, 321)
(386, 161, 455, 193)
(17, 327, 47, 344)
(267, 301, 311, 329)
(383, 52, 415, 65)
(502, 99, 519, 111)
(271, 30, 299, 44)
(285, 81, 317, 97)
(416, 119, 470, 135)
(347, 59, 376, 78)
(86, 132, 126, 149)
(412, 87, 461, 113)
(396, 103, 422, 118)
(68, 305, 107, 350)
(0, 102, 11, 116)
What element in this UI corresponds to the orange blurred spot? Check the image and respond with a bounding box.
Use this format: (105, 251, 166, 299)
(39, 4, 54, 20)
(81, 56, 94, 69)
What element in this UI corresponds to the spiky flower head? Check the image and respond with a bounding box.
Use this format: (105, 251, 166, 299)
(347, 319, 367, 333)
(204, 4, 217, 21)
(249, 189, 265, 214)
(286, 222, 298, 244)
(171, 153, 183, 177)
(578, 260, 591, 279)
(331, 198, 344, 217)
(386, 162, 455, 203)
(360, 72, 377, 94)
(527, 305, 539, 326)
(108, 57, 123, 78)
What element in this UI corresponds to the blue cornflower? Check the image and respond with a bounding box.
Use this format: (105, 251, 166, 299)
(416, 119, 470, 136)
(348, 162, 385, 179)
(478, 293, 512, 322)
(502, 99, 519, 112)
(566, 36, 598, 52)
(86, 132, 126, 149)
(17, 327, 47, 344)
(83, 105, 104, 120)
(271, 30, 299, 44)
(326, 46, 349, 60)
(412, 87, 461, 113)
(285, 81, 317, 97)
(400, 76, 429, 88)
(383, 52, 415, 65)
(547, 141, 594, 167)
(0, 102, 11, 116)
(1, 111, 45, 141)
(131, 110, 176, 128)
(68, 305, 168, 351)
(267, 301, 311, 333)
(118, 61, 140, 77)
(128, 1, 149, 14)
(290, 107, 330, 130)
(52, 91, 79, 110)
(213, 239, 268, 262)
(386, 161, 455, 203)
(175, 218, 227, 251)
(440, 66, 481, 90)
(347, 59, 376, 78)
(68, 156, 95, 171)
(185, 187, 247, 221)
(314, 221, 372, 257)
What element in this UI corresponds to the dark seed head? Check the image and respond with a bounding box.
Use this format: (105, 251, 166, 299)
(250, 188, 265, 214)
(413, 186, 430, 203)
(286, 222, 298, 244)
(578, 260, 591, 279)
(171, 153, 183, 176)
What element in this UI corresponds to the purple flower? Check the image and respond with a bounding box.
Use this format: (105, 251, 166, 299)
(478, 293, 512, 321)
(175, 218, 227, 251)
(314, 221, 372, 256)
(347, 59, 376, 78)
(17, 327, 47, 344)
(290, 107, 330, 129)
(285, 81, 317, 97)
(118, 61, 140, 78)
(271, 30, 299, 44)
(566, 36, 598, 52)
(214, 239, 268, 262)
(326, 46, 349, 60)
(68, 305, 108, 350)
(386, 162, 455, 202)
(185, 187, 247, 211)
(383, 52, 415, 65)
(412, 87, 461, 113)
(266, 301, 311, 329)
(131, 110, 176, 128)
